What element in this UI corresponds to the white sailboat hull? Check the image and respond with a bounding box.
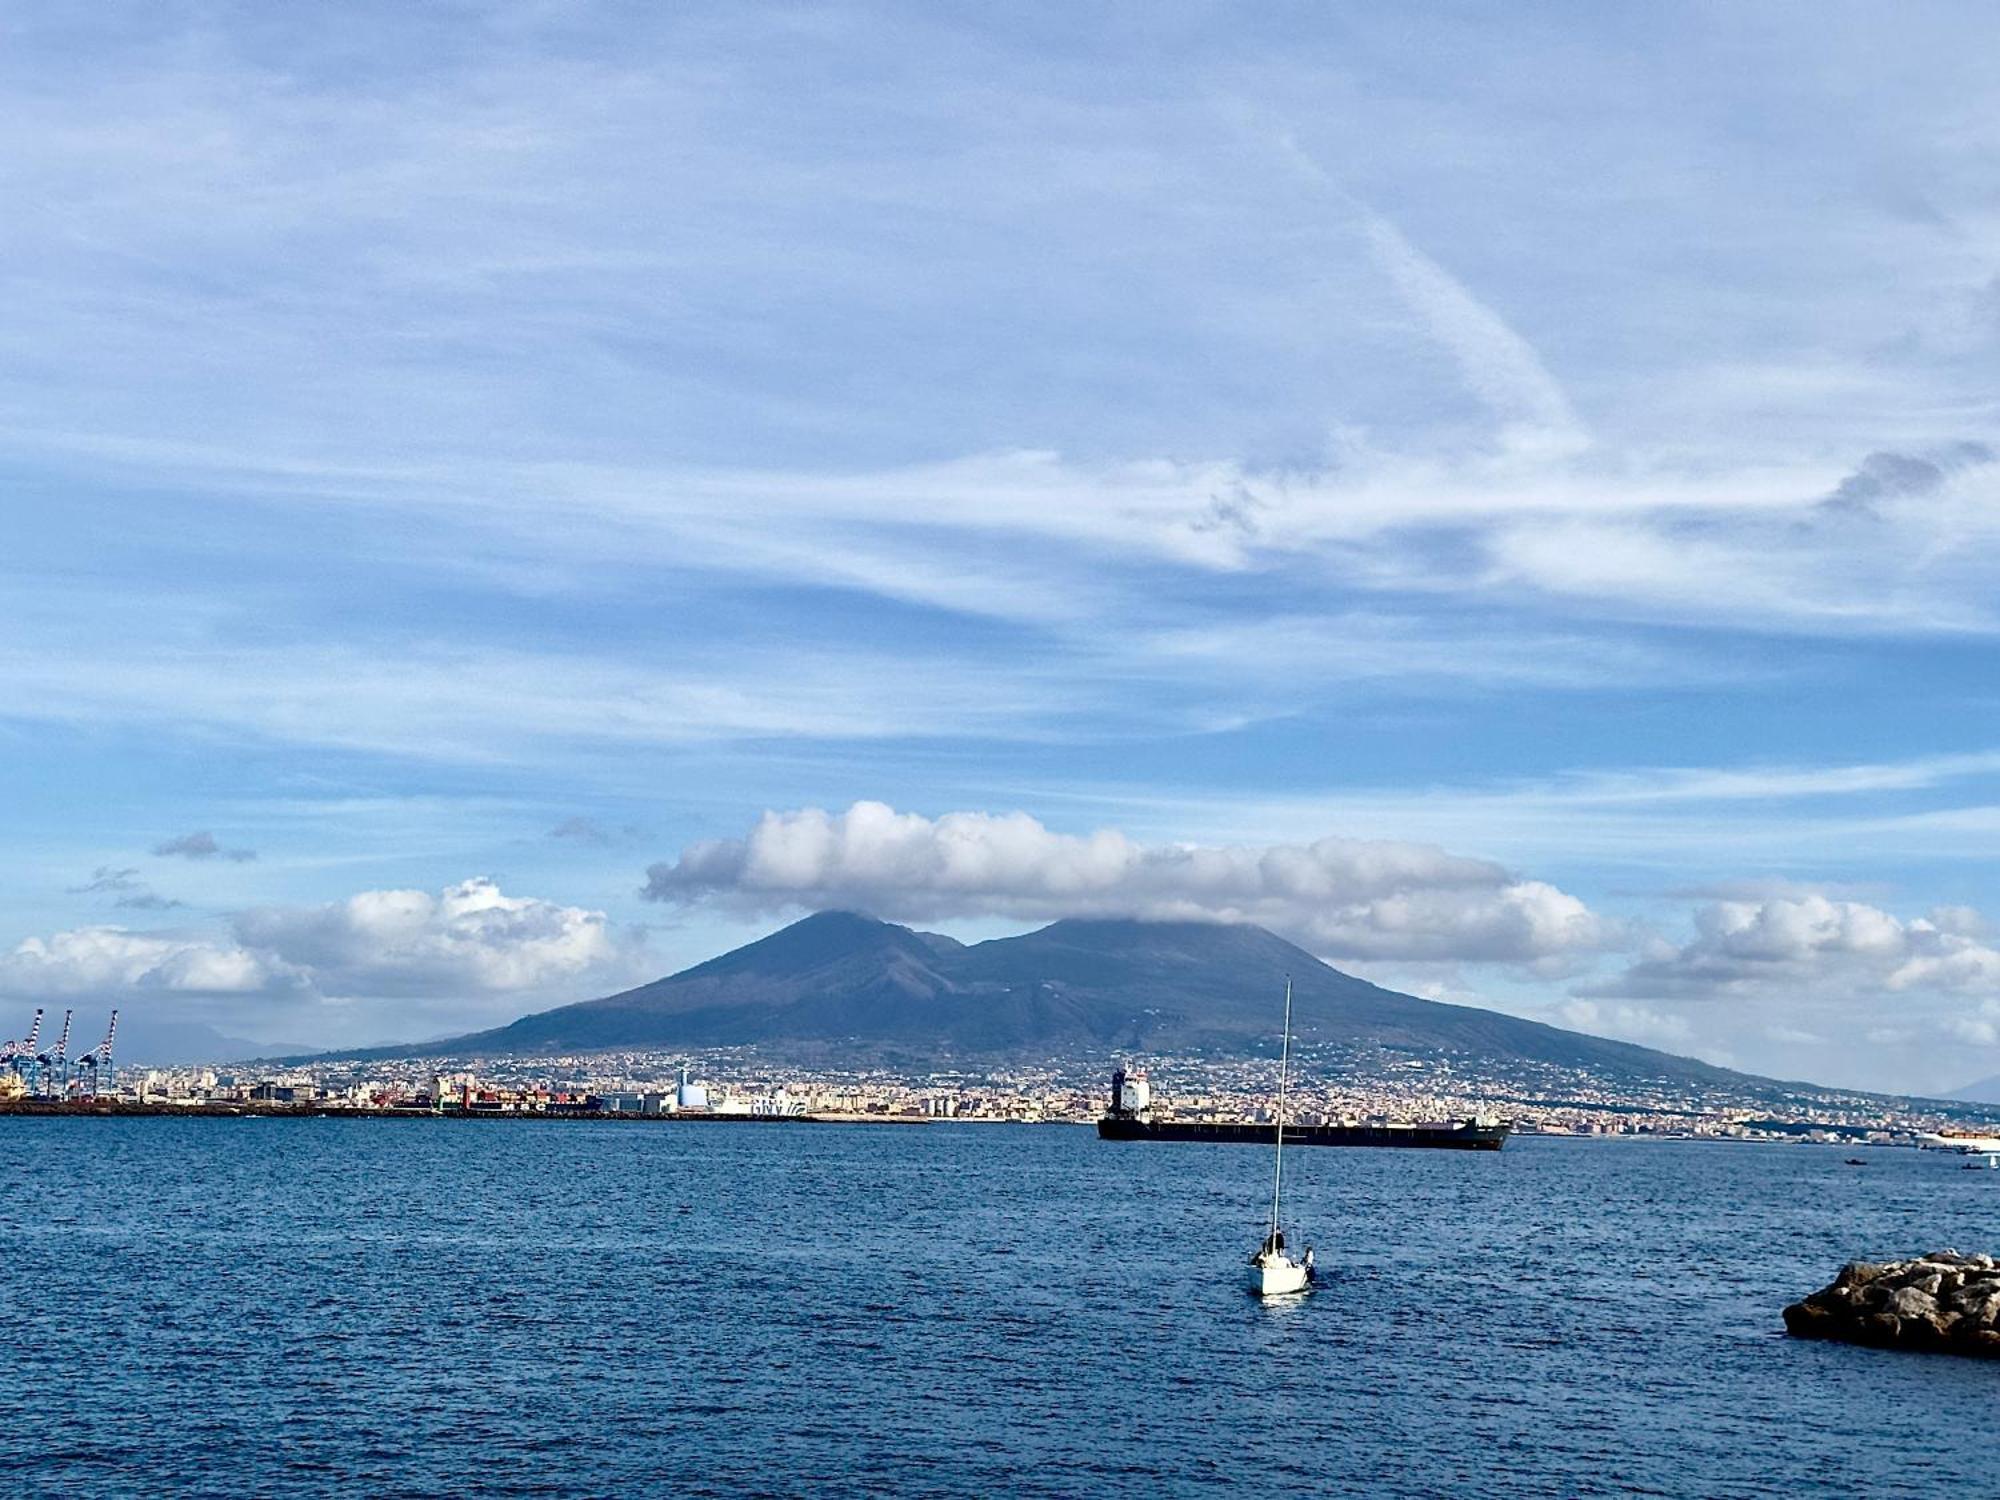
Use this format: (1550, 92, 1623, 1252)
(1245, 976, 1313, 1298)
(1249, 1253, 1310, 1297)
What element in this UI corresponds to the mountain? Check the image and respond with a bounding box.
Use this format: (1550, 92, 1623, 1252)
(1952, 1074, 2000, 1106)
(374, 910, 1745, 1085)
(112, 1016, 301, 1068)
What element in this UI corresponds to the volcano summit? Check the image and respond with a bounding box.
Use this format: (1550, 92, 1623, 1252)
(382, 911, 1743, 1085)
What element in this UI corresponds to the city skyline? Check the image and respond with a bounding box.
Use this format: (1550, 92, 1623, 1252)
(8, 3, 2000, 1092)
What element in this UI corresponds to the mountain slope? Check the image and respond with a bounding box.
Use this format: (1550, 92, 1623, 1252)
(1952, 1074, 2000, 1106)
(402, 910, 1743, 1085)
(454, 911, 968, 1052)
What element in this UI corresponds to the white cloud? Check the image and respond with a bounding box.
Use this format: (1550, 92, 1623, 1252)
(1361, 212, 1588, 458)
(1946, 1014, 2000, 1047)
(1590, 894, 2000, 1002)
(0, 926, 301, 997)
(0, 880, 640, 1044)
(1560, 895, 2000, 1091)
(642, 801, 1611, 964)
(1557, 998, 1698, 1051)
(232, 877, 626, 998)
(1763, 1023, 1826, 1046)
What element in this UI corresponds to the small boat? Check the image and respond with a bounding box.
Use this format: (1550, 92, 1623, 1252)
(1843, 1158, 1867, 1166)
(1248, 977, 1315, 1298)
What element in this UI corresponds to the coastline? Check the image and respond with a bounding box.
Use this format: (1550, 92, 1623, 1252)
(0, 1101, 934, 1124)
(0, 1102, 1946, 1147)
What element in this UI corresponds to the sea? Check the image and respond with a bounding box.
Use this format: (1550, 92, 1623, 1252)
(3, 1119, 1994, 1497)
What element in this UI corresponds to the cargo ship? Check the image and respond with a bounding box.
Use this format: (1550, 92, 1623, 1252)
(1096, 1066, 1509, 1151)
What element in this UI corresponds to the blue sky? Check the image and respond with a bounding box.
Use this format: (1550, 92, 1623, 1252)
(7, 1, 2000, 1091)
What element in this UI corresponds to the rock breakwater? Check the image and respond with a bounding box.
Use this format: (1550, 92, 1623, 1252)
(1785, 1252, 2000, 1357)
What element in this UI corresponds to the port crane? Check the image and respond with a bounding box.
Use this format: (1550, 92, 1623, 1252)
(73, 1011, 117, 1099)
(2, 1009, 43, 1089)
(34, 1009, 72, 1098)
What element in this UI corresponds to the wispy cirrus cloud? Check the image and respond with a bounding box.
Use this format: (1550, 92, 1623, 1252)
(2, 13, 1996, 663)
(25, 422, 2000, 655)
(0, 635, 1090, 761)
(1103, 749, 2000, 871)
(1359, 212, 1587, 459)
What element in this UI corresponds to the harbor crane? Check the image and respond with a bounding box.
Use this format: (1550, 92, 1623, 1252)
(36, 1009, 72, 1099)
(2, 1009, 44, 1088)
(74, 1011, 117, 1099)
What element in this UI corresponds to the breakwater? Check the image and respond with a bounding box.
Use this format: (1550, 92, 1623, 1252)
(0, 1101, 927, 1124)
(1784, 1252, 2000, 1356)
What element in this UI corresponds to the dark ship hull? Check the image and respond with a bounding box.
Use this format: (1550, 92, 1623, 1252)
(1097, 1115, 1508, 1150)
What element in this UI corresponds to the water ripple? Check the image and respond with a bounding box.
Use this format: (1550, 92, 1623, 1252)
(1, 1121, 1993, 1496)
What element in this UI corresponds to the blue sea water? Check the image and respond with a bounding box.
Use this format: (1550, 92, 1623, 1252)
(3, 1120, 1995, 1497)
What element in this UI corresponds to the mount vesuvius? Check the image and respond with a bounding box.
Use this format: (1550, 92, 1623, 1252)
(358, 910, 1742, 1085)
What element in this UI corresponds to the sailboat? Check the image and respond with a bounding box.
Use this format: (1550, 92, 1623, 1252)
(1248, 976, 1314, 1297)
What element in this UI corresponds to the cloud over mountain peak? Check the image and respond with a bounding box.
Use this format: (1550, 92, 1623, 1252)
(644, 801, 1611, 965)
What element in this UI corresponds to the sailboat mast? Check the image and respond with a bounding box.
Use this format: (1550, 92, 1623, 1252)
(1269, 975, 1292, 1246)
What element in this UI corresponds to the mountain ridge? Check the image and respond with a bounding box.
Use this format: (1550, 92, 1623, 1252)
(302, 910, 1761, 1087)
(1952, 1073, 2000, 1106)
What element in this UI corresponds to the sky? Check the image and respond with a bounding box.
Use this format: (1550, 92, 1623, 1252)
(6, 1, 2000, 1092)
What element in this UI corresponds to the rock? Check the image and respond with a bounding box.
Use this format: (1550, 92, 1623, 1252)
(1962, 1294, 2000, 1327)
(1783, 1301, 1833, 1337)
(1908, 1313, 1959, 1349)
(1786, 1253, 2000, 1359)
(1834, 1261, 1889, 1289)
(1956, 1327, 2000, 1355)
(1885, 1285, 1939, 1319)
(1850, 1280, 1890, 1311)
(1862, 1312, 1905, 1345)
(1944, 1284, 1997, 1316)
